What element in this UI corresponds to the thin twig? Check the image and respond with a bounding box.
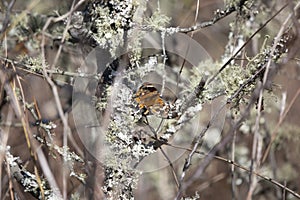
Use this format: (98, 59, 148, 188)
(248, 2, 300, 198)
(1, 46, 47, 200)
(231, 129, 237, 200)
(50, 0, 77, 72)
(0, 56, 99, 80)
(164, 141, 300, 199)
(206, 3, 288, 87)
(177, 4, 237, 33)
(175, 60, 272, 198)
(158, 146, 180, 189)
(262, 87, 300, 162)
(40, 1, 86, 198)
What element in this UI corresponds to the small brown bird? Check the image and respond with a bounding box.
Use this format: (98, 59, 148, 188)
(134, 82, 177, 118)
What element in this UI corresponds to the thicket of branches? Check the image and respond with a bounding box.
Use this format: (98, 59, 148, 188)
(0, 0, 300, 199)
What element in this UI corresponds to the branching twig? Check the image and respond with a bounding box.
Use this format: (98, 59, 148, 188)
(248, 2, 300, 198)
(206, 3, 288, 86)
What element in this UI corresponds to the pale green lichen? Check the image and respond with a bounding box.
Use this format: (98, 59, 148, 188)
(273, 123, 300, 152)
(19, 55, 46, 73)
(95, 85, 111, 111)
(180, 192, 200, 200)
(89, 0, 138, 57)
(34, 135, 86, 184)
(189, 60, 224, 101)
(144, 9, 171, 31)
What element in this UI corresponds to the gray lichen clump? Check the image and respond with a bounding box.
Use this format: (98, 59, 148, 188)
(69, 0, 139, 57)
